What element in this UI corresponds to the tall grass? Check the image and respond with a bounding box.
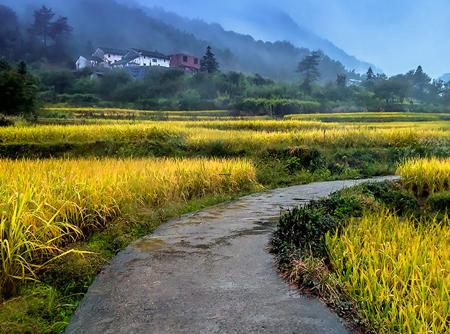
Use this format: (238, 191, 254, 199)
(326, 211, 450, 334)
(1, 122, 448, 149)
(0, 158, 258, 297)
(397, 157, 450, 195)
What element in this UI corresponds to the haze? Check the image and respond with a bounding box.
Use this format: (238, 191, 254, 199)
(132, 0, 450, 77)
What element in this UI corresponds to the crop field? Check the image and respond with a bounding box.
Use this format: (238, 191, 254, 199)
(0, 158, 258, 297)
(42, 107, 232, 121)
(1, 112, 449, 333)
(285, 111, 450, 123)
(397, 157, 450, 195)
(2, 121, 449, 149)
(327, 212, 450, 334)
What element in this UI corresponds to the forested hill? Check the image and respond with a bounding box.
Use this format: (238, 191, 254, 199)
(1, 0, 361, 82)
(144, 6, 377, 74)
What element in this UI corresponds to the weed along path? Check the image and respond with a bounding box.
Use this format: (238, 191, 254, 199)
(66, 176, 397, 334)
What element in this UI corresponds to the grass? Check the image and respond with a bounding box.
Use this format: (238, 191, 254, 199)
(0, 158, 258, 299)
(397, 157, 450, 196)
(1, 112, 449, 332)
(0, 192, 246, 333)
(285, 111, 450, 123)
(326, 212, 450, 334)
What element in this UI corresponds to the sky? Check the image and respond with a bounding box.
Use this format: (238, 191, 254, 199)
(132, 0, 450, 77)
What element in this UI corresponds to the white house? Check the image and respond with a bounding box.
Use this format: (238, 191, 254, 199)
(75, 56, 89, 70)
(92, 47, 128, 65)
(113, 49, 170, 68)
(75, 47, 171, 72)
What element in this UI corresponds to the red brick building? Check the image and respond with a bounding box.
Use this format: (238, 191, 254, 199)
(170, 53, 201, 72)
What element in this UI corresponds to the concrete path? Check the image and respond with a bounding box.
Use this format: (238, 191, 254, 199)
(66, 176, 397, 334)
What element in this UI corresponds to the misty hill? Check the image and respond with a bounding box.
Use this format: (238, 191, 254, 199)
(225, 7, 380, 74)
(2, 0, 358, 82)
(439, 73, 450, 83)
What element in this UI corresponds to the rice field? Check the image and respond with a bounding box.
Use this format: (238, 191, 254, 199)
(0, 158, 258, 297)
(326, 212, 450, 334)
(1, 121, 449, 151)
(285, 111, 450, 123)
(397, 157, 450, 195)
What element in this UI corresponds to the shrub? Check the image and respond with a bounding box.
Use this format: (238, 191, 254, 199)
(427, 191, 450, 212)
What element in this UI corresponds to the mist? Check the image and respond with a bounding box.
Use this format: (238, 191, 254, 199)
(128, 0, 450, 77)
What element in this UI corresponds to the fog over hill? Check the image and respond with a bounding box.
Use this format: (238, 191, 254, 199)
(0, 0, 363, 82)
(141, 5, 378, 74)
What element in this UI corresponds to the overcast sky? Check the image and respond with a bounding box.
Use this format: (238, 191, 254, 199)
(133, 0, 450, 77)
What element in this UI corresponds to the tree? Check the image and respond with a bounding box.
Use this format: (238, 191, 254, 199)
(297, 50, 321, 94)
(374, 77, 410, 106)
(336, 74, 347, 87)
(29, 6, 55, 49)
(29, 6, 72, 61)
(366, 67, 375, 81)
(0, 60, 38, 118)
(200, 46, 219, 74)
(411, 65, 431, 100)
(0, 5, 21, 60)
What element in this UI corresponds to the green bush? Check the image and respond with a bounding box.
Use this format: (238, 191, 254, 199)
(236, 98, 321, 116)
(427, 192, 450, 212)
(57, 94, 100, 106)
(360, 181, 419, 215)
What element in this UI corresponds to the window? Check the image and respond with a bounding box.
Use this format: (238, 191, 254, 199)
(183, 55, 188, 62)
(194, 58, 198, 65)
(152, 58, 157, 63)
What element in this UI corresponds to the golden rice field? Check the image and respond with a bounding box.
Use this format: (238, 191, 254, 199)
(0, 158, 258, 296)
(1, 121, 449, 150)
(397, 157, 450, 195)
(326, 212, 450, 334)
(44, 107, 230, 118)
(285, 111, 450, 122)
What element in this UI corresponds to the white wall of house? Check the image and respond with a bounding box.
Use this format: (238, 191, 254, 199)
(76, 56, 90, 70)
(104, 53, 123, 64)
(129, 56, 169, 67)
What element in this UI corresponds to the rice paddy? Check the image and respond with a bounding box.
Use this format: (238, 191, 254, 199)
(326, 212, 450, 334)
(0, 158, 258, 296)
(1, 109, 449, 332)
(397, 157, 450, 195)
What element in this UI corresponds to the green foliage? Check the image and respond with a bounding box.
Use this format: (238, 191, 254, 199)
(236, 98, 320, 116)
(427, 192, 450, 212)
(200, 46, 219, 74)
(0, 60, 38, 117)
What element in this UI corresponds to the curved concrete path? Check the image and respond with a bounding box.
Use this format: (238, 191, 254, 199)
(67, 176, 397, 334)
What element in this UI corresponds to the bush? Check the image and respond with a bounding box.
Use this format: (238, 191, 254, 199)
(0, 60, 38, 117)
(235, 98, 321, 116)
(360, 181, 419, 215)
(57, 94, 100, 106)
(427, 192, 450, 212)
(285, 146, 325, 173)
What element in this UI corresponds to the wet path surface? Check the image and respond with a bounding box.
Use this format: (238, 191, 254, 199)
(66, 177, 397, 334)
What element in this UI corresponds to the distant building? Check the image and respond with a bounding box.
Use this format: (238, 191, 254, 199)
(75, 56, 89, 70)
(93, 47, 128, 65)
(112, 49, 170, 68)
(348, 79, 362, 86)
(170, 53, 200, 72)
(75, 46, 199, 78)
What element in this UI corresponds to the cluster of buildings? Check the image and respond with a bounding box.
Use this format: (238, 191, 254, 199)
(75, 47, 201, 73)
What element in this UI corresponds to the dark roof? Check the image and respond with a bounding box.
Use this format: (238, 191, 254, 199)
(132, 48, 170, 60)
(98, 47, 128, 55)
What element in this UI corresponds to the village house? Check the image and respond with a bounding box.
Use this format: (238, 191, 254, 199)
(112, 49, 170, 68)
(170, 53, 201, 72)
(93, 47, 128, 65)
(75, 46, 199, 78)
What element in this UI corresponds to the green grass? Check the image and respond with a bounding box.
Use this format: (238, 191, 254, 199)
(0, 192, 246, 333)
